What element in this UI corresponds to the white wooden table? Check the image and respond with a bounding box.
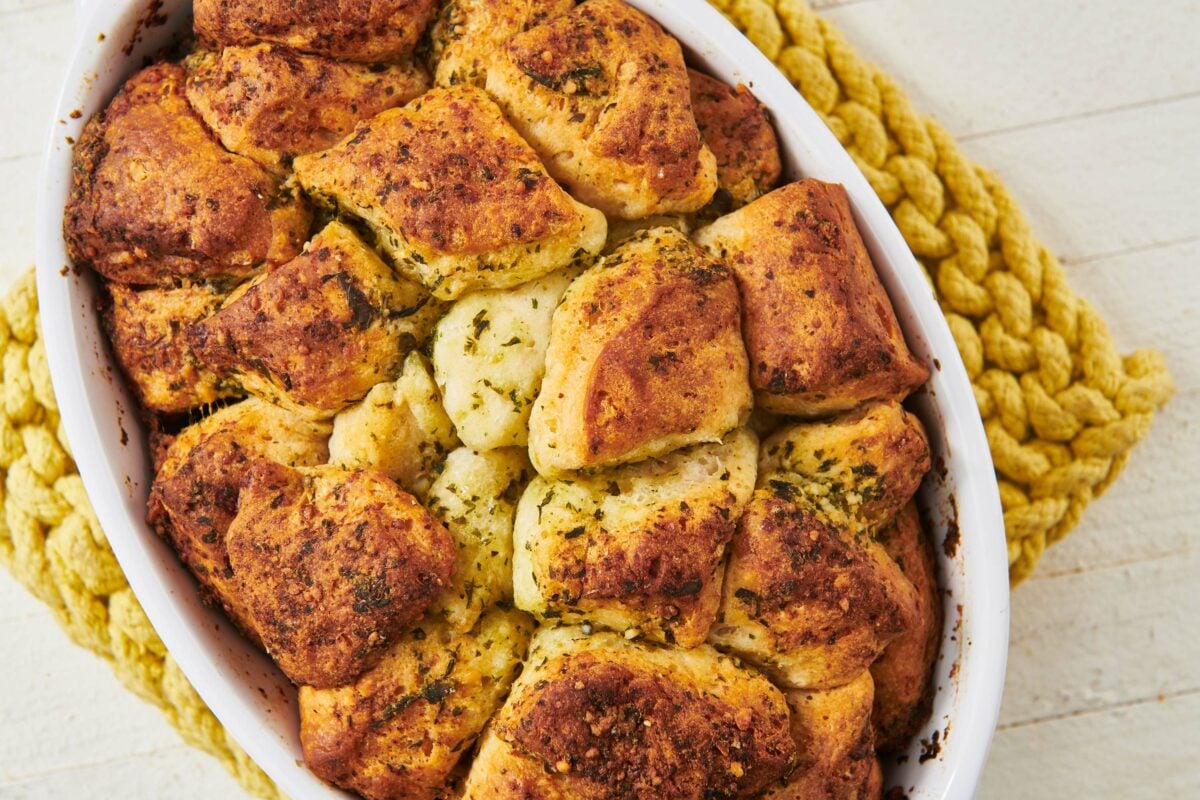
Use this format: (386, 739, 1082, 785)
(1, 1, 1197, 797)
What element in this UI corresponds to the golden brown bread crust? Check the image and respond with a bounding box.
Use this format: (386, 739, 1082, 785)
(188, 221, 441, 418)
(463, 627, 796, 800)
(759, 402, 931, 532)
(104, 282, 239, 414)
(431, 0, 574, 87)
(299, 609, 533, 800)
(185, 45, 430, 172)
(762, 672, 881, 800)
(529, 228, 752, 474)
(147, 399, 330, 641)
(709, 488, 920, 690)
(226, 462, 456, 688)
(193, 0, 438, 62)
(693, 180, 929, 415)
(484, 0, 718, 219)
(293, 86, 606, 300)
(513, 430, 758, 648)
(688, 69, 782, 213)
(870, 502, 942, 752)
(64, 63, 311, 287)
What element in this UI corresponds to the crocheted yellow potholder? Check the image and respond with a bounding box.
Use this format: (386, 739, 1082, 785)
(0, 1, 1174, 797)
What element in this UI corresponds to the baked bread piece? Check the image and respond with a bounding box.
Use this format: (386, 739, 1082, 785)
(431, 0, 574, 87)
(188, 221, 441, 419)
(185, 45, 430, 172)
(226, 462, 456, 688)
(759, 401, 931, 532)
(193, 0, 438, 62)
(300, 608, 533, 800)
(693, 179, 929, 415)
(105, 282, 239, 414)
(462, 626, 796, 799)
(762, 671, 882, 800)
(426, 447, 532, 632)
(688, 69, 782, 213)
(328, 352, 459, 500)
(147, 399, 330, 641)
(709, 487, 919, 690)
(293, 86, 607, 300)
(64, 63, 311, 287)
(529, 228, 752, 474)
(871, 502, 942, 752)
(431, 267, 580, 451)
(484, 0, 718, 219)
(603, 214, 692, 254)
(513, 430, 757, 648)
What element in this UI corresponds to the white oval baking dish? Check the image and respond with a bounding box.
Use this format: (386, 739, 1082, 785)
(35, 1, 1009, 797)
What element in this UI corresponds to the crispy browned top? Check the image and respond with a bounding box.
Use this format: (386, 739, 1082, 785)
(64, 63, 311, 286)
(147, 399, 329, 637)
(502, 654, 794, 799)
(105, 282, 237, 414)
(492, 0, 714, 212)
(578, 504, 731, 603)
(727, 489, 914, 656)
(536, 228, 749, 470)
(689, 69, 782, 209)
(430, 0, 575, 87)
(226, 461, 456, 688)
(585, 245, 744, 462)
(300, 609, 532, 800)
(695, 179, 929, 412)
(193, 0, 437, 62)
(294, 86, 585, 257)
(763, 673, 878, 800)
(871, 502, 942, 752)
(185, 45, 429, 170)
(760, 401, 931, 531)
(544, 497, 735, 646)
(188, 221, 438, 415)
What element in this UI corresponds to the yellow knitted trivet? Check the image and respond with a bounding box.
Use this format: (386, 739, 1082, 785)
(0, 1, 1175, 797)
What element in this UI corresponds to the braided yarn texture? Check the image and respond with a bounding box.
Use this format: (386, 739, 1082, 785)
(0, 271, 284, 800)
(710, 0, 1174, 582)
(0, 1, 1173, 797)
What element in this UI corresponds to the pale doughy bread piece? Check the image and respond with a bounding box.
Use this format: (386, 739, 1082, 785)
(762, 671, 882, 800)
(529, 228, 751, 475)
(193, 0, 438, 62)
(430, 0, 574, 87)
(426, 447, 532, 631)
(189, 221, 441, 419)
(693, 180, 929, 415)
(185, 45, 429, 172)
(513, 429, 757, 648)
(328, 352, 459, 500)
(484, 0, 717, 219)
(461, 626, 796, 800)
(293, 86, 606, 300)
(432, 267, 580, 451)
(759, 401, 931, 532)
(709, 487, 919, 690)
(299, 608, 533, 800)
(602, 214, 691, 254)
